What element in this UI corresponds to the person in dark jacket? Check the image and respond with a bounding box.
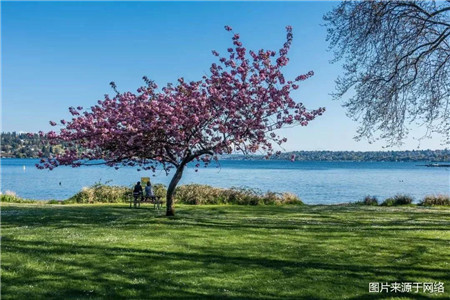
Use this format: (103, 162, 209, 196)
(133, 182, 143, 202)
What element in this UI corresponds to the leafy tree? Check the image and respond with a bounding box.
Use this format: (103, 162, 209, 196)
(324, 0, 450, 145)
(38, 26, 325, 216)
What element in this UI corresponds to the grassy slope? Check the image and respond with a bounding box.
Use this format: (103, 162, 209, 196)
(1, 203, 449, 299)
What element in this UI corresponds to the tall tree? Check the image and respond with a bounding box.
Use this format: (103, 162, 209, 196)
(324, 0, 450, 145)
(38, 26, 324, 216)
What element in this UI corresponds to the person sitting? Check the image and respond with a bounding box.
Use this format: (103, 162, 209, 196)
(133, 181, 143, 203)
(144, 181, 155, 202)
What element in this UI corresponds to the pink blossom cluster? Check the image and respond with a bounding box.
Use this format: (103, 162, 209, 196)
(38, 26, 325, 172)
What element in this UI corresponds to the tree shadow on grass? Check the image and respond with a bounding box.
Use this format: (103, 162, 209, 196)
(2, 204, 449, 299)
(163, 217, 450, 233)
(347, 293, 449, 300)
(2, 204, 449, 223)
(1, 205, 161, 229)
(2, 238, 449, 299)
(2, 238, 332, 299)
(2, 205, 449, 239)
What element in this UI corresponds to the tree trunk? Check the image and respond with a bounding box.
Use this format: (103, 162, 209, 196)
(165, 165, 185, 216)
(164, 149, 213, 216)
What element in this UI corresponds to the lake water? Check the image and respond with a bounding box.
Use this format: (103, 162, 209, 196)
(1, 158, 449, 204)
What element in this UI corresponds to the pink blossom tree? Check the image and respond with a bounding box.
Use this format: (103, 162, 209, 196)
(38, 26, 325, 216)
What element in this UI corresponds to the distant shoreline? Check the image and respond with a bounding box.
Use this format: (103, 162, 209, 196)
(2, 132, 449, 161)
(2, 156, 450, 163)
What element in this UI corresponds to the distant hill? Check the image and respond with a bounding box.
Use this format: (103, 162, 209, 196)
(223, 150, 450, 162)
(1, 131, 449, 161)
(1, 132, 65, 158)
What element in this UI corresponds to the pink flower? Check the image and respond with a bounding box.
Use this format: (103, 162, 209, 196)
(37, 25, 325, 208)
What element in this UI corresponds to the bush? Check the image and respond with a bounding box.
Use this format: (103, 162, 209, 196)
(358, 195, 378, 206)
(381, 198, 396, 207)
(175, 184, 224, 205)
(260, 191, 303, 205)
(47, 200, 63, 205)
(174, 184, 303, 205)
(153, 183, 167, 204)
(67, 183, 130, 203)
(3, 190, 17, 197)
(0, 191, 36, 203)
(4, 182, 301, 206)
(419, 195, 450, 206)
(221, 187, 260, 205)
(279, 192, 303, 205)
(381, 194, 413, 206)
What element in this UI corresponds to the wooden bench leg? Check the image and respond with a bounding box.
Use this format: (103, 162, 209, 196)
(156, 197, 161, 210)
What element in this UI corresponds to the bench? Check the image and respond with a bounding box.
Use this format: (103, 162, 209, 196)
(142, 195, 164, 210)
(127, 193, 164, 209)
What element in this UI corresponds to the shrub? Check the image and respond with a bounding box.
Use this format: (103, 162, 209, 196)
(392, 194, 413, 205)
(381, 198, 396, 207)
(4, 190, 17, 197)
(262, 191, 280, 205)
(175, 184, 224, 205)
(419, 195, 450, 206)
(174, 185, 303, 205)
(47, 200, 62, 205)
(2, 184, 303, 206)
(358, 195, 378, 206)
(0, 191, 36, 203)
(381, 194, 413, 206)
(222, 187, 262, 205)
(261, 191, 303, 205)
(67, 184, 129, 203)
(153, 183, 167, 204)
(279, 192, 303, 205)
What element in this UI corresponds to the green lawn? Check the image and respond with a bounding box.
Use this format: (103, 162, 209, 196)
(1, 203, 449, 299)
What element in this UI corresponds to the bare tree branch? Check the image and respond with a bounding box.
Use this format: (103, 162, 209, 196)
(324, 0, 450, 146)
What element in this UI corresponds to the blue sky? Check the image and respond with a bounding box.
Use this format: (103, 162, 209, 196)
(1, 1, 445, 151)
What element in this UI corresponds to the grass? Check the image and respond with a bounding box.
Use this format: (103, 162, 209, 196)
(1, 203, 449, 299)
